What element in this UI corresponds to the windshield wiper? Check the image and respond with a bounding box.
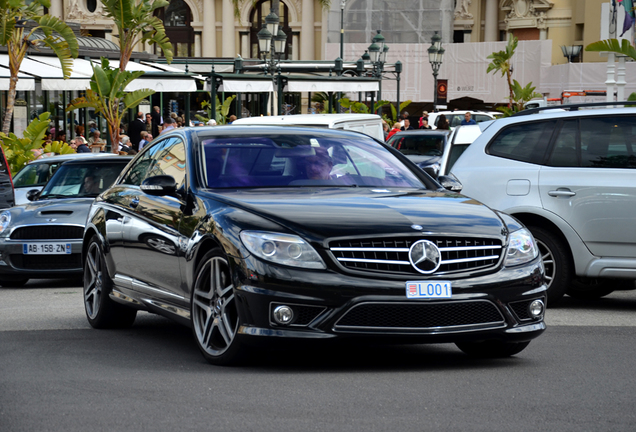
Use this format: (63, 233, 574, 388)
(38, 194, 70, 200)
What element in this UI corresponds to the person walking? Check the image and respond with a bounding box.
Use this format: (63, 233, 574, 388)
(127, 112, 145, 151)
(461, 112, 477, 125)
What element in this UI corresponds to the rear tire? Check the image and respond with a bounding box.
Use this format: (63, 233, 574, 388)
(456, 340, 530, 358)
(528, 226, 571, 306)
(84, 235, 137, 329)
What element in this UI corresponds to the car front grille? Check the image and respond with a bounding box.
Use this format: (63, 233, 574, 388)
(9, 253, 82, 270)
(334, 300, 505, 332)
(329, 236, 503, 275)
(10, 225, 84, 240)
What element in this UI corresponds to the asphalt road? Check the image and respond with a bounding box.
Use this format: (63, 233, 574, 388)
(2, 279, 636, 431)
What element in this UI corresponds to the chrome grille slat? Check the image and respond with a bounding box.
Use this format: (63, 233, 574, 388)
(330, 236, 503, 275)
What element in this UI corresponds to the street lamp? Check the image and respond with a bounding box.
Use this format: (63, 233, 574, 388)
(561, 45, 582, 63)
(257, 9, 287, 115)
(428, 31, 445, 109)
(365, 30, 387, 114)
(340, 0, 346, 60)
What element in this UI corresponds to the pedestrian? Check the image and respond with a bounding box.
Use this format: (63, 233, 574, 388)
(228, 115, 237, 124)
(55, 130, 67, 144)
(418, 111, 430, 129)
(151, 106, 162, 137)
(399, 111, 409, 128)
(160, 117, 176, 134)
(128, 111, 145, 151)
(382, 121, 390, 140)
(87, 130, 106, 152)
(437, 114, 450, 130)
(461, 112, 477, 125)
(387, 122, 402, 140)
(401, 119, 414, 131)
(145, 113, 153, 133)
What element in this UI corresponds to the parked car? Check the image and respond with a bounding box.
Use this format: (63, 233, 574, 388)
(82, 125, 546, 365)
(428, 110, 500, 130)
(231, 114, 385, 141)
(0, 155, 131, 287)
(449, 106, 636, 304)
(438, 124, 485, 178)
(12, 153, 115, 205)
(386, 130, 450, 177)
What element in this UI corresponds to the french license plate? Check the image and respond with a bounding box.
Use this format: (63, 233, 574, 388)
(23, 243, 71, 255)
(406, 281, 452, 299)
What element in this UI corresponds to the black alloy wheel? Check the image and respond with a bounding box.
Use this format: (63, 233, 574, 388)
(191, 248, 246, 366)
(456, 340, 531, 358)
(528, 226, 571, 306)
(84, 235, 137, 328)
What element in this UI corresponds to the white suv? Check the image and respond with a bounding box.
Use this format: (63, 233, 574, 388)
(449, 107, 636, 304)
(428, 111, 500, 130)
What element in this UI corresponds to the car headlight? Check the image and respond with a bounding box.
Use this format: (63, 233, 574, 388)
(504, 228, 538, 267)
(0, 210, 11, 234)
(240, 231, 326, 270)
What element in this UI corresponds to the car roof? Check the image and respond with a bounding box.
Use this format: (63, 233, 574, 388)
(231, 113, 382, 126)
(60, 155, 132, 165)
(491, 107, 636, 127)
(389, 130, 449, 137)
(450, 125, 483, 144)
(25, 153, 117, 165)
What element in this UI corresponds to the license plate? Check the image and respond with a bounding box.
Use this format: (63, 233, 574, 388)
(23, 243, 71, 255)
(406, 281, 452, 299)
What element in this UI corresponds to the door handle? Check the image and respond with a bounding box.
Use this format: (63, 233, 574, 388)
(130, 197, 140, 208)
(548, 189, 576, 197)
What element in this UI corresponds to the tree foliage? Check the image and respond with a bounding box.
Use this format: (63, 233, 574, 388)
(100, 0, 173, 71)
(487, 35, 518, 106)
(66, 59, 155, 152)
(0, 112, 52, 174)
(496, 80, 542, 117)
(197, 95, 237, 125)
(0, 0, 79, 138)
(585, 38, 636, 60)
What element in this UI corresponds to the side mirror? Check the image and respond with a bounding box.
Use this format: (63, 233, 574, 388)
(437, 175, 463, 192)
(140, 175, 178, 197)
(26, 189, 40, 201)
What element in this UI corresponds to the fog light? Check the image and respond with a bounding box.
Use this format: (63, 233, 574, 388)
(273, 305, 294, 325)
(528, 299, 545, 318)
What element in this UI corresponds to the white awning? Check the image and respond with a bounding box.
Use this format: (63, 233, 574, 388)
(220, 80, 274, 92)
(0, 55, 91, 91)
(0, 66, 35, 91)
(99, 59, 198, 92)
(286, 80, 379, 92)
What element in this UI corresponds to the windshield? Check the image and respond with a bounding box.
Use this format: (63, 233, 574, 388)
(13, 162, 62, 188)
(389, 135, 445, 156)
(201, 134, 424, 189)
(39, 161, 128, 199)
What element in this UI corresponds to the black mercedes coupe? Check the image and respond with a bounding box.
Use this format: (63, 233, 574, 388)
(82, 126, 546, 365)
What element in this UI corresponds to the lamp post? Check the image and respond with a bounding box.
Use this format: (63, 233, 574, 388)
(561, 45, 582, 63)
(257, 8, 287, 115)
(428, 31, 444, 110)
(367, 30, 387, 115)
(340, 0, 346, 60)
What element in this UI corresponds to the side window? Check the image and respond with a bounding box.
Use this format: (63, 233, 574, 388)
(548, 120, 579, 167)
(149, 138, 187, 186)
(120, 138, 180, 186)
(475, 115, 492, 123)
(488, 121, 555, 164)
(580, 116, 636, 168)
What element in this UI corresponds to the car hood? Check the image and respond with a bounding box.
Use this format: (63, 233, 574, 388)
(213, 188, 506, 241)
(5, 197, 94, 230)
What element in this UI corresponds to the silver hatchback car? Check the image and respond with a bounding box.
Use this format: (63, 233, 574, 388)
(450, 106, 636, 304)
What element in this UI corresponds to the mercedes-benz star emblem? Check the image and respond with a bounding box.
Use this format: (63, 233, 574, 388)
(408, 240, 442, 274)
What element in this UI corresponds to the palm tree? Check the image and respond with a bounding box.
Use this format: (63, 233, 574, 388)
(585, 38, 636, 61)
(100, 0, 173, 71)
(0, 0, 79, 135)
(487, 35, 518, 107)
(67, 59, 155, 152)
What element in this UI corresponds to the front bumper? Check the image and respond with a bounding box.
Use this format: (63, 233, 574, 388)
(231, 255, 547, 345)
(0, 238, 84, 278)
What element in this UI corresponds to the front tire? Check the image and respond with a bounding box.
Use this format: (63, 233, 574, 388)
(528, 226, 572, 306)
(456, 340, 530, 358)
(191, 249, 247, 366)
(84, 236, 137, 329)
